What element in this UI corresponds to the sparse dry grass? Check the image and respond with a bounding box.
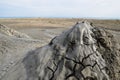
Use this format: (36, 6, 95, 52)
(0, 18, 120, 31)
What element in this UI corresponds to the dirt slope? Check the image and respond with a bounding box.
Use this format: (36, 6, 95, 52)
(0, 24, 31, 38)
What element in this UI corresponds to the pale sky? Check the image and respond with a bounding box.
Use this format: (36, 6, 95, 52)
(0, 0, 120, 19)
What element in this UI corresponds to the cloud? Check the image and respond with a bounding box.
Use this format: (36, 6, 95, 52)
(0, 0, 120, 18)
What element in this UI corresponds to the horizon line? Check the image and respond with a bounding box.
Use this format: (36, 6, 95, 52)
(0, 16, 120, 20)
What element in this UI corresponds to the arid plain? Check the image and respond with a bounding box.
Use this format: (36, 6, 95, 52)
(0, 18, 120, 43)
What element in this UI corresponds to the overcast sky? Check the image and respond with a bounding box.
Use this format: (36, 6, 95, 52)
(0, 0, 120, 19)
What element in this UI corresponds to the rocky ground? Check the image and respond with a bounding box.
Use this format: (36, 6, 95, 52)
(0, 19, 120, 80)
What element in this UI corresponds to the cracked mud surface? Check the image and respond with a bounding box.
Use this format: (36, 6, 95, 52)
(1, 21, 120, 80)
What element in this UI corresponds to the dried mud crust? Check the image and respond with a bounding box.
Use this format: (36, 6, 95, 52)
(39, 21, 109, 80)
(93, 28, 120, 80)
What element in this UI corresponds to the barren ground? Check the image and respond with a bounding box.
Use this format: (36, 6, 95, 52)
(0, 18, 120, 80)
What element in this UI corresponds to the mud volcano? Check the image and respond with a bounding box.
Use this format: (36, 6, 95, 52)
(1, 21, 120, 80)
